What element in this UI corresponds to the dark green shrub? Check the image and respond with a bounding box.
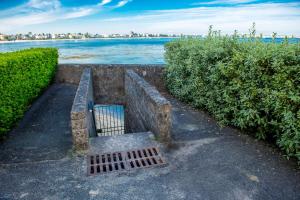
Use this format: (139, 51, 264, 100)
(0, 48, 58, 135)
(165, 33, 300, 162)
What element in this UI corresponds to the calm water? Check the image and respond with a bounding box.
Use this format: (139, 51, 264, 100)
(0, 37, 298, 64)
(0, 38, 175, 64)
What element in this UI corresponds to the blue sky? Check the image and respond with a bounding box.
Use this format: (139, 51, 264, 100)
(0, 0, 300, 36)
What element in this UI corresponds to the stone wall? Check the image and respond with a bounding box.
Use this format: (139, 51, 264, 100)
(125, 70, 171, 143)
(70, 68, 95, 151)
(55, 64, 167, 104)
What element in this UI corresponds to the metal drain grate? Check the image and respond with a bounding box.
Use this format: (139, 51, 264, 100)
(126, 147, 166, 169)
(87, 147, 166, 175)
(88, 152, 126, 175)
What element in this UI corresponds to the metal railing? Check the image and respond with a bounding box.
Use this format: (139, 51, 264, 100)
(93, 105, 125, 136)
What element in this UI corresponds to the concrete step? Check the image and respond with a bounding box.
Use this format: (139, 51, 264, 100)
(88, 132, 160, 154)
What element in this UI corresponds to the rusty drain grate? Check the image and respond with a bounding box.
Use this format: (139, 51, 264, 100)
(87, 147, 166, 175)
(126, 147, 166, 169)
(88, 152, 126, 175)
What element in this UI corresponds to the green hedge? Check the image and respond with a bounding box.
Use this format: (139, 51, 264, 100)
(0, 48, 58, 135)
(165, 34, 300, 162)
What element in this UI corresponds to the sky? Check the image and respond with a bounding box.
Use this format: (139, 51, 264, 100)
(0, 0, 300, 36)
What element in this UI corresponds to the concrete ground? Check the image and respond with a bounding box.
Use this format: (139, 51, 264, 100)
(0, 83, 299, 200)
(0, 84, 76, 164)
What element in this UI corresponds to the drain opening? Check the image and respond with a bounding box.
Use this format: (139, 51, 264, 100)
(93, 105, 125, 136)
(87, 147, 166, 175)
(88, 152, 127, 175)
(126, 147, 165, 169)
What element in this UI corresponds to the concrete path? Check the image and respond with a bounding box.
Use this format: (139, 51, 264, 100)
(0, 84, 77, 164)
(0, 84, 299, 200)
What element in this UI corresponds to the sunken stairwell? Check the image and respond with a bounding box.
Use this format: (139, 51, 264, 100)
(61, 65, 171, 152)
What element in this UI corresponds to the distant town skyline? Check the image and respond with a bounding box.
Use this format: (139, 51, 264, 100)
(0, 31, 185, 41)
(0, 0, 300, 37)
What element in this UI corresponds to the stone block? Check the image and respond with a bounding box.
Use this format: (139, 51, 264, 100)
(71, 118, 87, 130)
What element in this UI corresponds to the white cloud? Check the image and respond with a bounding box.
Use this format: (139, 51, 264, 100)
(27, 0, 61, 10)
(99, 0, 112, 6)
(192, 0, 257, 5)
(115, 0, 131, 8)
(0, 0, 133, 32)
(100, 2, 300, 36)
(64, 8, 95, 19)
(1, 0, 299, 37)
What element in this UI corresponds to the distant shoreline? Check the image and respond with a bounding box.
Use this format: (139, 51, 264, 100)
(0, 37, 180, 44)
(0, 36, 299, 44)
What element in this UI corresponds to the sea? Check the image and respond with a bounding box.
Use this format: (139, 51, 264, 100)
(0, 38, 174, 64)
(0, 37, 299, 64)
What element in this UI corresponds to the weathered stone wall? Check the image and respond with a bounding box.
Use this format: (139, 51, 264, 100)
(70, 68, 95, 151)
(125, 70, 171, 143)
(92, 66, 125, 104)
(55, 64, 167, 104)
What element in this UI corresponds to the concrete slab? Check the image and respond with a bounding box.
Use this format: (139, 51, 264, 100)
(89, 132, 160, 153)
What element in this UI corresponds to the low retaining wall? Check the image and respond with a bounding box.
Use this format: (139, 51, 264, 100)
(56, 64, 167, 104)
(70, 68, 95, 151)
(125, 70, 171, 143)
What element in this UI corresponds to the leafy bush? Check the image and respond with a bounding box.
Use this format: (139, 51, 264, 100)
(165, 30, 300, 162)
(0, 48, 58, 136)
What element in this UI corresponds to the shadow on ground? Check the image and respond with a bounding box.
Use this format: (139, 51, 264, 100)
(0, 84, 76, 163)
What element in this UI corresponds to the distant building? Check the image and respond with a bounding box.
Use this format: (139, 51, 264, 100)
(28, 32, 33, 39)
(0, 34, 6, 40)
(130, 31, 138, 38)
(33, 34, 40, 39)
